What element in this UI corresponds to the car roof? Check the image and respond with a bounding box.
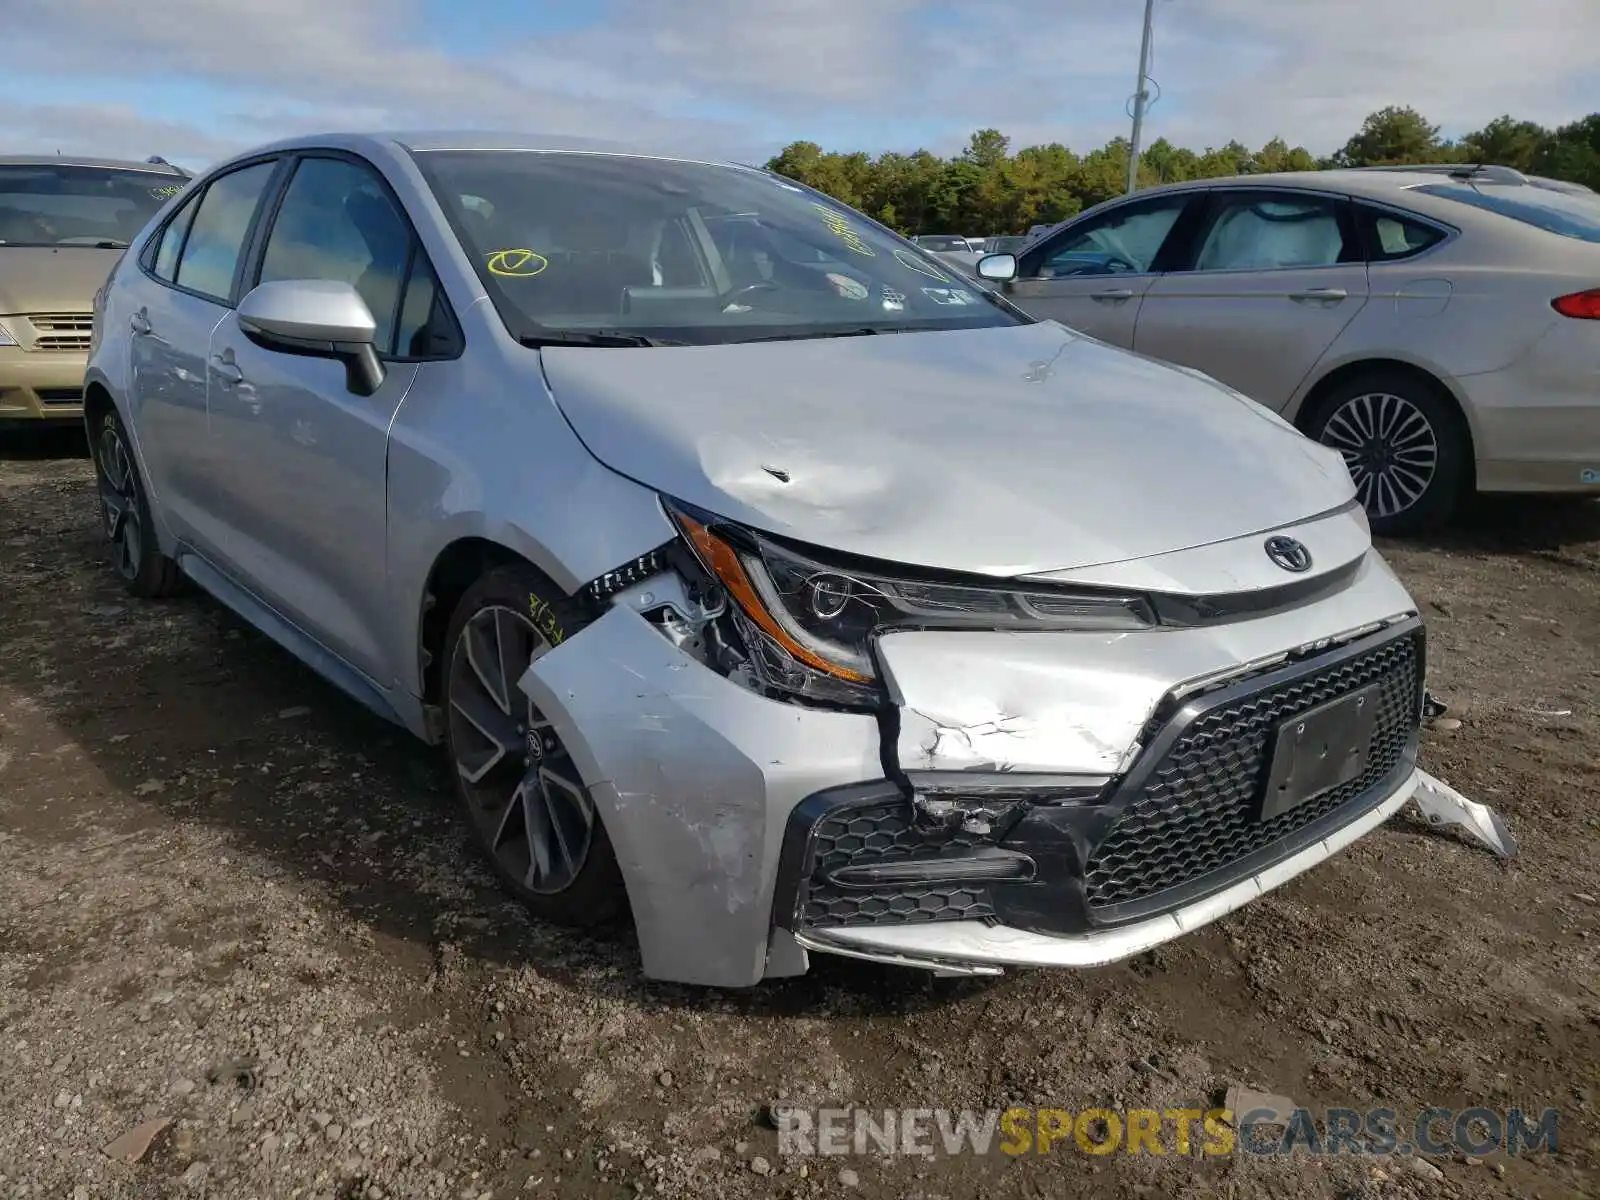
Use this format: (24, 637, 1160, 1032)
(209, 129, 740, 167)
(0, 154, 187, 174)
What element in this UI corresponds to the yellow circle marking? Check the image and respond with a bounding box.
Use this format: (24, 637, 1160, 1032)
(487, 248, 548, 278)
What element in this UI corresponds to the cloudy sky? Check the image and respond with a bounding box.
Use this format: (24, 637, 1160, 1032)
(6, 0, 1597, 171)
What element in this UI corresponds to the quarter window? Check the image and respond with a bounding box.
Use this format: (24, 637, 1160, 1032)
(1357, 206, 1446, 262)
(257, 157, 414, 354)
(1192, 193, 1355, 271)
(151, 193, 200, 282)
(174, 161, 278, 303)
(1034, 196, 1189, 278)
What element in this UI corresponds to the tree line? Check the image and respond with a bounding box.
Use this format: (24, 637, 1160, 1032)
(762, 106, 1600, 236)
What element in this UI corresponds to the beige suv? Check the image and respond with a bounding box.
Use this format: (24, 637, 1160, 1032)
(0, 156, 188, 427)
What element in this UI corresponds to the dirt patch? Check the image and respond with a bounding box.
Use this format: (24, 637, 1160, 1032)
(2, 430, 1597, 1199)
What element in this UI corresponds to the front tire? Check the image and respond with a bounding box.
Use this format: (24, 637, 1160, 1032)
(91, 408, 183, 597)
(1302, 369, 1470, 537)
(441, 563, 626, 926)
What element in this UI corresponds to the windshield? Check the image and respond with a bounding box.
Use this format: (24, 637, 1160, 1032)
(0, 164, 184, 248)
(412, 150, 1022, 344)
(1412, 182, 1600, 244)
(985, 236, 1029, 253)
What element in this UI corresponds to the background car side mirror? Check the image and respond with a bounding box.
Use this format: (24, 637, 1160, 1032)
(976, 253, 1018, 283)
(236, 279, 386, 396)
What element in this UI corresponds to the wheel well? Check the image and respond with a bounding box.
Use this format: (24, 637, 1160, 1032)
(418, 538, 526, 708)
(1296, 358, 1476, 486)
(82, 383, 113, 444)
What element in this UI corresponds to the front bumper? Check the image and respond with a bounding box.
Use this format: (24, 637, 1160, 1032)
(0, 347, 89, 422)
(772, 619, 1423, 961)
(794, 766, 1421, 975)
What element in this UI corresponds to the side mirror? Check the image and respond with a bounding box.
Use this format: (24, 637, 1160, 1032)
(976, 253, 1018, 283)
(237, 279, 386, 396)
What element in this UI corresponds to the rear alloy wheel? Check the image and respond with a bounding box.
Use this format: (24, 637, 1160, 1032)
(92, 409, 182, 597)
(442, 565, 625, 924)
(1304, 371, 1468, 537)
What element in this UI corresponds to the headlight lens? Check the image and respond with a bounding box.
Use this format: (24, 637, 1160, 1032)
(666, 500, 1156, 706)
(0, 320, 17, 347)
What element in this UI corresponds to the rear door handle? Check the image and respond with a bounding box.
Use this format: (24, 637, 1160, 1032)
(1091, 288, 1135, 302)
(1291, 286, 1348, 302)
(129, 308, 151, 335)
(209, 351, 244, 386)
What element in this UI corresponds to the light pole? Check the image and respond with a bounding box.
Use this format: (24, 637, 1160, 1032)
(1124, 0, 1157, 195)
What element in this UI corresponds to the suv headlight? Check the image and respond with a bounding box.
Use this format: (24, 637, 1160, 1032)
(664, 499, 1156, 707)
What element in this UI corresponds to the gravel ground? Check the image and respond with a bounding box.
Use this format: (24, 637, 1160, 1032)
(2, 428, 1597, 1200)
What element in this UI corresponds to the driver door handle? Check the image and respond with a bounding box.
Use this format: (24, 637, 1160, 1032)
(129, 308, 151, 335)
(1291, 286, 1347, 303)
(1091, 288, 1135, 302)
(209, 351, 245, 386)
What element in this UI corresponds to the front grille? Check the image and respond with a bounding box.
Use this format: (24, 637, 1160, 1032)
(27, 314, 93, 353)
(1083, 631, 1420, 911)
(800, 801, 996, 927)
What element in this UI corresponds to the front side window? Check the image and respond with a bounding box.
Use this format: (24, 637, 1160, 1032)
(1035, 196, 1189, 278)
(1412, 182, 1600, 244)
(0, 164, 183, 249)
(412, 150, 1023, 344)
(175, 161, 278, 303)
(257, 157, 415, 353)
(1193, 193, 1354, 271)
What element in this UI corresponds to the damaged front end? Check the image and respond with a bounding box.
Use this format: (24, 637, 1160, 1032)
(524, 498, 1514, 987)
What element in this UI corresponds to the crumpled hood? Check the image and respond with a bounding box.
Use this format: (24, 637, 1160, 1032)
(0, 246, 124, 315)
(540, 321, 1357, 577)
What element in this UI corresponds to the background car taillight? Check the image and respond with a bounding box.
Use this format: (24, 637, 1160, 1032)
(1551, 289, 1600, 319)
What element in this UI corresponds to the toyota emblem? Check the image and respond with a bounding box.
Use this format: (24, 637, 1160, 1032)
(1264, 535, 1313, 573)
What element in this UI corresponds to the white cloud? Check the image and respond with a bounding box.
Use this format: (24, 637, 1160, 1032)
(3, 0, 1595, 165)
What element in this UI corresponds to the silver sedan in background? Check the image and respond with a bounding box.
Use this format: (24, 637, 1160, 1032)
(976, 166, 1600, 534)
(85, 131, 1448, 988)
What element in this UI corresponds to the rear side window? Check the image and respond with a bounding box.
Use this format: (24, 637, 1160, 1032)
(1413, 183, 1600, 244)
(1192, 192, 1357, 271)
(175, 161, 279, 302)
(1356, 205, 1447, 262)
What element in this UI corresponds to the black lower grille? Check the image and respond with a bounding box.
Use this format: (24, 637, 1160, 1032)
(1083, 630, 1421, 911)
(36, 388, 84, 405)
(800, 801, 997, 927)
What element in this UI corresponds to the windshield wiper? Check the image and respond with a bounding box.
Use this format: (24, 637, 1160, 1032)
(732, 327, 895, 344)
(517, 329, 684, 349)
(55, 237, 131, 249)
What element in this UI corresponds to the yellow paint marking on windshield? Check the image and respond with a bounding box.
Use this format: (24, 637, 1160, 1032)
(893, 248, 948, 281)
(487, 249, 549, 278)
(811, 204, 875, 256)
(149, 185, 185, 199)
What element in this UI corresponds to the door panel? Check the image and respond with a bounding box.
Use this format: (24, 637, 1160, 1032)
(1133, 190, 1370, 409)
(205, 314, 417, 678)
(1005, 193, 1197, 346)
(203, 153, 432, 683)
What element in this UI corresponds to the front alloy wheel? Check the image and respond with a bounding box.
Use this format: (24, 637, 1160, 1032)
(447, 604, 595, 894)
(97, 421, 145, 582)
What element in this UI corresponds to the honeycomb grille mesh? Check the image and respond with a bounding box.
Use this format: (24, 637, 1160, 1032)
(1083, 633, 1420, 910)
(800, 803, 995, 927)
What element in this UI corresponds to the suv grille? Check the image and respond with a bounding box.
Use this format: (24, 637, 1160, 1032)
(26, 314, 94, 353)
(1083, 631, 1420, 911)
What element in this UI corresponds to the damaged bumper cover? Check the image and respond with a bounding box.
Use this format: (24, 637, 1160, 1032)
(524, 529, 1514, 987)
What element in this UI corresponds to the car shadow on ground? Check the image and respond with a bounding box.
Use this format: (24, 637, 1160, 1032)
(1389, 494, 1600, 557)
(0, 424, 89, 461)
(0, 465, 992, 1021)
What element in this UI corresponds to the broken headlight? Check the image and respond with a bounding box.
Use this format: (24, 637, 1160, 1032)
(664, 498, 1156, 708)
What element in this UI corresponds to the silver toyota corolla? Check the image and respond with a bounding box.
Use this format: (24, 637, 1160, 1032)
(85, 132, 1443, 988)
